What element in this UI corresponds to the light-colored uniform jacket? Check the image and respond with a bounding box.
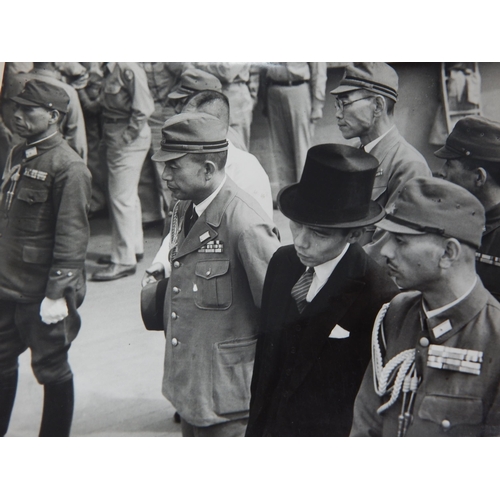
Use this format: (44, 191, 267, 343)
(162, 177, 280, 427)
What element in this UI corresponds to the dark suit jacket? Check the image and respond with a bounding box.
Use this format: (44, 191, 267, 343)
(246, 243, 398, 436)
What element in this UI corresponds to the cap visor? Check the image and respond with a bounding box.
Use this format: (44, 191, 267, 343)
(167, 90, 189, 100)
(330, 84, 363, 95)
(151, 150, 187, 162)
(376, 217, 426, 235)
(433, 144, 463, 159)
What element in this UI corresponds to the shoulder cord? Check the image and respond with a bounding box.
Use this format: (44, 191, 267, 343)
(168, 201, 181, 263)
(371, 303, 416, 415)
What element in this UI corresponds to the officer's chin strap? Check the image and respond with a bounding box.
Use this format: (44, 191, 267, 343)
(371, 303, 420, 436)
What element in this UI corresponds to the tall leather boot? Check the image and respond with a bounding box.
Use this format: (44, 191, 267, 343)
(0, 371, 18, 437)
(39, 378, 74, 437)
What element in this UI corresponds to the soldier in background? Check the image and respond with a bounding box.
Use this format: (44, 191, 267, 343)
(434, 116, 500, 302)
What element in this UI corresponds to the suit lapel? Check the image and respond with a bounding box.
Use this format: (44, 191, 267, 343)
(288, 245, 368, 392)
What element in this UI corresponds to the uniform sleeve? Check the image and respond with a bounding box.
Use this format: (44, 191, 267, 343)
(308, 62, 327, 115)
(237, 222, 280, 308)
(44, 160, 92, 300)
(350, 361, 385, 437)
(62, 86, 88, 162)
(122, 64, 154, 142)
(484, 378, 500, 436)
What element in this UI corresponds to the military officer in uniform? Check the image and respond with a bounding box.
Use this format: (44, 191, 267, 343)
(434, 116, 500, 302)
(0, 80, 91, 437)
(351, 177, 500, 437)
(246, 144, 399, 437)
(330, 63, 431, 254)
(92, 62, 154, 281)
(149, 112, 280, 436)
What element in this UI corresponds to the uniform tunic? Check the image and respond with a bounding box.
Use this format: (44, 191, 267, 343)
(0, 133, 91, 383)
(351, 282, 500, 437)
(161, 177, 280, 427)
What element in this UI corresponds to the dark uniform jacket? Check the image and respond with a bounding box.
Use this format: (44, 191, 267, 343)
(246, 243, 399, 437)
(476, 202, 500, 302)
(351, 282, 500, 437)
(162, 177, 280, 427)
(0, 133, 91, 303)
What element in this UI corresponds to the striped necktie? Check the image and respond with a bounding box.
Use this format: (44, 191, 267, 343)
(291, 267, 314, 314)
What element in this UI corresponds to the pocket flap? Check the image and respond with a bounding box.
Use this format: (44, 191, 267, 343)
(195, 260, 230, 280)
(17, 187, 49, 204)
(418, 394, 483, 427)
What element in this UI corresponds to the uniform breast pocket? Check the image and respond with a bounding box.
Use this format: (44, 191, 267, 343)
(16, 187, 51, 233)
(418, 394, 483, 432)
(194, 260, 232, 310)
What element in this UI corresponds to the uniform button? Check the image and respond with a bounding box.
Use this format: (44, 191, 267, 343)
(441, 419, 451, 430)
(206, 270, 211, 276)
(67, 271, 73, 277)
(173, 261, 180, 268)
(419, 337, 430, 347)
(172, 287, 180, 294)
(171, 312, 178, 320)
(56, 270, 62, 276)
(171, 338, 178, 346)
(290, 347, 296, 354)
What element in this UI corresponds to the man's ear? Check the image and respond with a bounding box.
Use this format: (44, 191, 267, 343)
(440, 238, 461, 269)
(203, 160, 217, 180)
(48, 109, 60, 125)
(373, 95, 386, 117)
(475, 167, 488, 188)
(347, 227, 366, 243)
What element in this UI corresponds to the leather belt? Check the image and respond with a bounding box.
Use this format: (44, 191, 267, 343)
(269, 79, 308, 87)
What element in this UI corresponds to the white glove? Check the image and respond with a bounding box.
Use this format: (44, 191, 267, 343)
(40, 297, 69, 325)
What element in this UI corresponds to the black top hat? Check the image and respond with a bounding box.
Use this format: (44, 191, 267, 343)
(278, 144, 385, 228)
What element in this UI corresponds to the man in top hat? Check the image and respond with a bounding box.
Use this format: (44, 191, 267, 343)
(149, 112, 280, 437)
(434, 116, 500, 302)
(351, 177, 500, 437)
(0, 80, 91, 436)
(331, 62, 431, 253)
(245, 144, 399, 437)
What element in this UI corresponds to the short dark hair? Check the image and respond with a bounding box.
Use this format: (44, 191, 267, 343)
(193, 151, 228, 170)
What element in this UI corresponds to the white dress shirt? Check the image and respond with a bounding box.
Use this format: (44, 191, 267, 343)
(306, 244, 350, 303)
(363, 125, 395, 153)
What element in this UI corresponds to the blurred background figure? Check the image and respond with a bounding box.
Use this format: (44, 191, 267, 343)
(138, 62, 184, 228)
(92, 62, 154, 281)
(260, 62, 327, 203)
(190, 63, 256, 152)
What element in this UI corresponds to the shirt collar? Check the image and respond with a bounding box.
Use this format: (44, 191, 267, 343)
(193, 175, 227, 217)
(106, 62, 117, 73)
(309, 243, 350, 282)
(364, 125, 395, 153)
(424, 277, 477, 318)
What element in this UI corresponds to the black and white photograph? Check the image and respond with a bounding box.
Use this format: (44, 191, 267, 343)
(2, 4, 498, 498)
